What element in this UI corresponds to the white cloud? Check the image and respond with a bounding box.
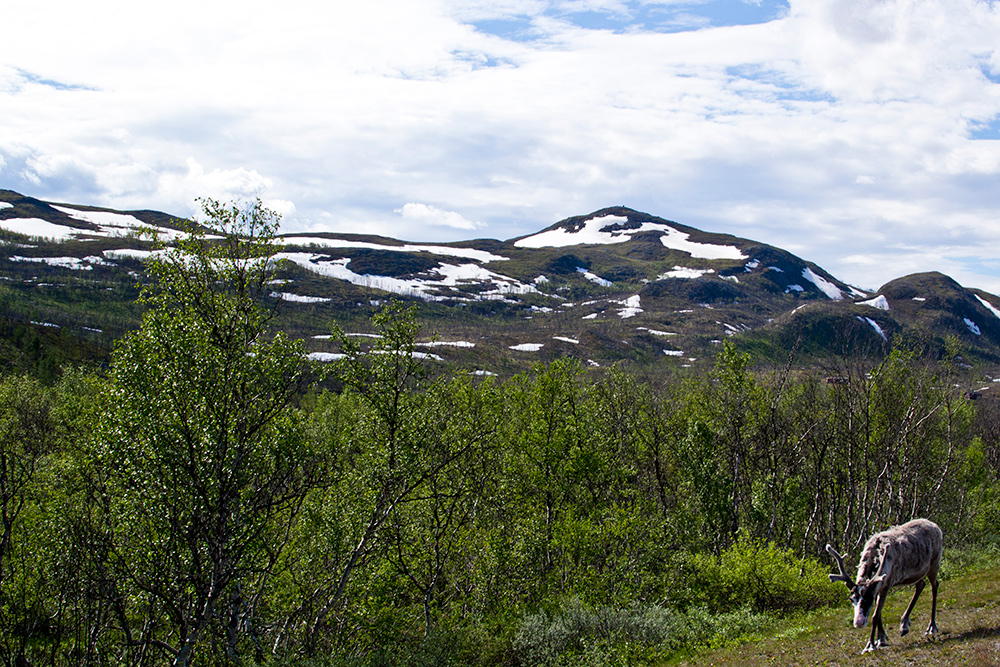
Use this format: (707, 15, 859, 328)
(395, 202, 483, 230)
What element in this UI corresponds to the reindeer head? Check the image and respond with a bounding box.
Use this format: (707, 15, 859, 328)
(826, 544, 884, 629)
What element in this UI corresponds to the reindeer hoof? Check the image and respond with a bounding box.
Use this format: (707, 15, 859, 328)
(861, 641, 885, 654)
(901, 623, 910, 637)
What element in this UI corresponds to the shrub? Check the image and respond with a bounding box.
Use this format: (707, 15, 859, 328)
(679, 536, 841, 614)
(512, 598, 773, 667)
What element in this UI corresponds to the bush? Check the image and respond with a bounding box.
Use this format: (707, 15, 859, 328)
(512, 598, 773, 666)
(679, 536, 842, 614)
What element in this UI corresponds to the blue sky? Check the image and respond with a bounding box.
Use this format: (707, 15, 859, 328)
(2, 0, 1000, 292)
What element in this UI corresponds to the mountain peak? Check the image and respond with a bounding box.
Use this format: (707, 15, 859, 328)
(512, 208, 747, 261)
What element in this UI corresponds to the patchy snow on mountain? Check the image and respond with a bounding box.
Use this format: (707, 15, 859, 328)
(509, 343, 544, 352)
(278, 236, 507, 263)
(859, 295, 890, 311)
(977, 295, 1000, 319)
(276, 253, 538, 302)
(104, 248, 163, 261)
(0, 202, 12, 210)
(9, 255, 103, 270)
(552, 336, 579, 344)
(515, 214, 637, 247)
(658, 226, 746, 260)
(308, 352, 346, 362)
(52, 205, 187, 241)
(0, 218, 81, 240)
(663, 349, 684, 356)
(857, 316, 888, 341)
(802, 267, 844, 300)
(576, 267, 612, 287)
(514, 213, 744, 260)
(418, 341, 476, 348)
(270, 292, 332, 303)
(965, 318, 982, 336)
(616, 295, 642, 318)
(658, 266, 715, 280)
(638, 327, 676, 336)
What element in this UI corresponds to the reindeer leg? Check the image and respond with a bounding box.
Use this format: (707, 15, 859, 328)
(862, 591, 890, 653)
(925, 574, 939, 637)
(900, 579, 925, 637)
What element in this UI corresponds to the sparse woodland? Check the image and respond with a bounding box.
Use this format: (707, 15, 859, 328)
(3, 200, 1000, 666)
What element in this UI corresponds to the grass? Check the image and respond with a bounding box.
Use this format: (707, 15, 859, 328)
(671, 565, 1000, 666)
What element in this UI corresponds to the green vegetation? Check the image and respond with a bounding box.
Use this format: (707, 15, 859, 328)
(2, 199, 1000, 666)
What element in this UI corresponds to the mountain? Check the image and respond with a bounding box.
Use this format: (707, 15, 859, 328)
(3, 189, 1000, 377)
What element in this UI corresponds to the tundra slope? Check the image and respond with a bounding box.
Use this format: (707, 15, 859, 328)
(3, 189, 1000, 375)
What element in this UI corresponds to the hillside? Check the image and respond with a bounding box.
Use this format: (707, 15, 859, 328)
(3, 189, 1000, 376)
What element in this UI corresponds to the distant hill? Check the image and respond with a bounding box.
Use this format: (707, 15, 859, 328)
(3, 189, 1000, 377)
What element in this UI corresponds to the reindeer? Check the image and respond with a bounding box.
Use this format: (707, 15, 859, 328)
(826, 518, 942, 654)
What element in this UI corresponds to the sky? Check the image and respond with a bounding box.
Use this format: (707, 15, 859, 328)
(2, 0, 1000, 292)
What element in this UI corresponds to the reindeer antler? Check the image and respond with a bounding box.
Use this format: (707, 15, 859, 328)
(826, 544, 856, 588)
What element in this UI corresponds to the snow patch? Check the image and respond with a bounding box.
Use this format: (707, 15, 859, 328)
(976, 295, 1000, 320)
(616, 295, 642, 319)
(278, 236, 507, 263)
(576, 267, 612, 287)
(52, 205, 186, 241)
(514, 214, 640, 247)
(308, 352, 346, 362)
(965, 318, 982, 336)
(857, 316, 888, 341)
(276, 253, 539, 302)
(509, 343, 544, 352)
(0, 202, 12, 210)
(270, 292, 332, 303)
(663, 349, 684, 356)
(582, 313, 598, 320)
(104, 248, 162, 261)
(552, 336, 579, 344)
(658, 266, 715, 280)
(658, 226, 746, 260)
(802, 267, 844, 300)
(514, 213, 745, 260)
(9, 255, 107, 270)
(859, 295, 890, 311)
(637, 327, 676, 336)
(418, 341, 476, 348)
(0, 218, 81, 240)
